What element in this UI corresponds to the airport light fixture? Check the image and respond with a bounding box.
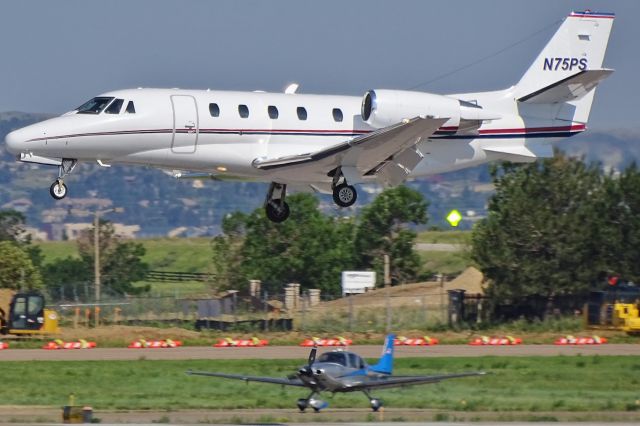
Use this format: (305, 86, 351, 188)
(94, 207, 124, 302)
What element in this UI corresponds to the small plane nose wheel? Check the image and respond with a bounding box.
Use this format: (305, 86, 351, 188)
(332, 183, 357, 207)
(49, 180, 68, 200)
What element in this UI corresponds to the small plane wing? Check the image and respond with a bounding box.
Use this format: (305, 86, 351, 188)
(187, 370, 306, 387)
(346, 371, 486, 391)
(252, 117, 448, 185)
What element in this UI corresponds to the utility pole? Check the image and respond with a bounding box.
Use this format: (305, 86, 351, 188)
(93, 207, 124, 303)
(94, 211, 100, 302)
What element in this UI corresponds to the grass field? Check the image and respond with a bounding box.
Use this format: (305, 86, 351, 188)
(0, 356, 638, 412)
(415, 230, 471, 244)
(35, 231, 472, 296)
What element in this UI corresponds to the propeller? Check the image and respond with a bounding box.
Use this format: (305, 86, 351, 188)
(308, 346, 317, 366)
(299, 346, 317, 376)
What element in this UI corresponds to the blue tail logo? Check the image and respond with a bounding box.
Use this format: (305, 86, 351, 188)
(369, 334, 395, 374)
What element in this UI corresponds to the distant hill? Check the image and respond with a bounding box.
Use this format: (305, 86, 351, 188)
(1, 111, 638, 237)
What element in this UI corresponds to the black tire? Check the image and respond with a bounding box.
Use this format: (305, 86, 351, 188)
(49, 181, 68, 200)
(265, 200, 290, 223)
(371, 398, 383, 412)
(332, 184, 357, 207)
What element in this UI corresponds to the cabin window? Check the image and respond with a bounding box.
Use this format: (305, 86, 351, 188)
(297, 107, 307, 121)
(76, 97, 114, 114)
(238, 104, 249, 118)
(332, 108, 343, 122)
(105, 99, 124, 114)
(125, 101, 136, 114)
(209, 103, 220, 117)
(268, 105, 279, 119)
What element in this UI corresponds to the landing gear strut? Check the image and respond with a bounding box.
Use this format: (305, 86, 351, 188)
(50, 159, 77, 200)
(364, 390, 383, 412)
(264, 182, 290, 223)
(331, 167, 357, 208)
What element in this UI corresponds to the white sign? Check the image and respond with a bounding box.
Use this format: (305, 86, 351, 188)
(341, 271, 376, 296)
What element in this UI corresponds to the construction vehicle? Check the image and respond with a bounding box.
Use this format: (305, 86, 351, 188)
(613, 303, 640, 335)
(0, 289, 60, 335)
(585, 287, 640, 335)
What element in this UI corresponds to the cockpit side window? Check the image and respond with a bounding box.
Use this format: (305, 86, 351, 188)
(76, 97, 114, 114)
(125, 101, 136, 114)
(105, 99, 124, 114)
(318, 352, 347, 366)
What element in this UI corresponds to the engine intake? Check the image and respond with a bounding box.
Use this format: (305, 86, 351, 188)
(361, 89, 460, 129)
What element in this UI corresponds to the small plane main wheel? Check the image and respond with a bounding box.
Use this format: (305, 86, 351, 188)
(265, 200, 290, 223)
(296, 398, 308, 412)
(49, 181, 68, 200)
(370, 398, 383, 412)
(332, 183, 357, 207)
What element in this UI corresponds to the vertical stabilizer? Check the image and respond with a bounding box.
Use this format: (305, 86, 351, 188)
(514, 11, 614, 124)
(369, 334, 395, 374)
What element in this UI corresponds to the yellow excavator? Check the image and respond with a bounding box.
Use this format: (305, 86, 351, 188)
(0, 289, 60, 335)
(614, 302, 640, 335)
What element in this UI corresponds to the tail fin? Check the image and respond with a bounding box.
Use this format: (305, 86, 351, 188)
(369, 334, 395, 375)
(515, 10, 615, 122)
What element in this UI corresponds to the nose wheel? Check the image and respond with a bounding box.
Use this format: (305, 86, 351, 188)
(49, 180, 68, 200)
(49, 159, 77, 200)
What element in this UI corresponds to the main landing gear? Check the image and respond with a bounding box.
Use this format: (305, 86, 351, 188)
(364, 390, 383, 412)
(264, 182, 290, 223)
(264, 170, 359, 223)
(49, 159, 77, 200)
(331, 167, 357, 208)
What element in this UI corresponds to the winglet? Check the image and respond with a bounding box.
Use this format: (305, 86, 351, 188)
(369, 334, 395, 375)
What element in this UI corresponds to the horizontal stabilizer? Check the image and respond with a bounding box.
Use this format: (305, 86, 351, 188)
(518, 69, 613, 104)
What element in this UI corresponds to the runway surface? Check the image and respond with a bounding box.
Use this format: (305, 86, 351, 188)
(0, 343, 637, 361)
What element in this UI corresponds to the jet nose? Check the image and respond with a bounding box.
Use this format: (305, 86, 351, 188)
(4, 129, 23, 154)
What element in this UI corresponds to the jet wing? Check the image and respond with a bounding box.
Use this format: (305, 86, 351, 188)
(345, 371, 486, 391)
(187, 370, 306, 387)
(252, 117, 448, 186)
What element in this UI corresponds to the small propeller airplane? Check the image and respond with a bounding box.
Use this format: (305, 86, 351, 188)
(5, 10, 614, 222)
(187, 334, 485, 412)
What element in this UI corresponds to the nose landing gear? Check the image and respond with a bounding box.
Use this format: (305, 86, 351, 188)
(49, 159, 77, 200)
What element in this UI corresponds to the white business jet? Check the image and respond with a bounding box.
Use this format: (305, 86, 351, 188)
(5, 10, 614, 222)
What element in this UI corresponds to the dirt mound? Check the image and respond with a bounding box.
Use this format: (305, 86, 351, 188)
(317, 267, 484, 310)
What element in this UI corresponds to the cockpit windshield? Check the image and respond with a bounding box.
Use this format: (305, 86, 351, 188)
(317, 352, 347, 366)
(76, 97, 115, 114)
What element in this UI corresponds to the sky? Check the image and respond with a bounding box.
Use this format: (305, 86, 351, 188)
(0, 0, 637, 130)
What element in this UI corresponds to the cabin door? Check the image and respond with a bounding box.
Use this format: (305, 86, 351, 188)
(171, 95, 199, 153)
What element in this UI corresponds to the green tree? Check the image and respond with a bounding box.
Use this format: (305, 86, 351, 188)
(43, 220, 149, 298)
(471, 154, 605, 317)
(0, 210, 43, 268)
(0, 241, 43, 290)
(354, 186, 428, 284)
(596, 164, 640, 282)
(212, 194, 355, 295)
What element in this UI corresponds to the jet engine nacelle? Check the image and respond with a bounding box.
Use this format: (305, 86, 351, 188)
(361, 89, 461, 129)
